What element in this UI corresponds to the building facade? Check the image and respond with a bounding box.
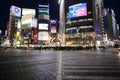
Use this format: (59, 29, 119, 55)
(38, 4, 50, 45)
(8, 5, 21, 47)
(21, 8, 36, 46)
(59, 0, 104, 47)
(103, 8, 119, 41)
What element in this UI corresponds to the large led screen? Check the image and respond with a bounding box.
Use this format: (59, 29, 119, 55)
(69, 3, 87, 18)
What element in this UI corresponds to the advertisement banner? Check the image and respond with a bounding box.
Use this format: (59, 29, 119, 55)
(21, 15, 33, 28)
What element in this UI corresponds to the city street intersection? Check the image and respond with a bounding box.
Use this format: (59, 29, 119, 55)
(0, 48, 120, 80)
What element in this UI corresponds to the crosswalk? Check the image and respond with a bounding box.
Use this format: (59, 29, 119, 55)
(61, 51, 120, 80)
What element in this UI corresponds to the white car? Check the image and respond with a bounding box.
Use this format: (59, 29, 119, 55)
(118, 47, 120, 51)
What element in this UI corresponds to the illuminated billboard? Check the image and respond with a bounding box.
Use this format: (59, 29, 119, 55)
(38, 4, 49, 15)
(38, 23, 48, 30)
(21, 15, 33, 28)
(38, 8, 49, 15)
(38, 32, 49, 40)
(38, 4, 50, 20)
(22, 8, 35, 16)
(69, 3, 87, 18)
(10, 5, 21, 17)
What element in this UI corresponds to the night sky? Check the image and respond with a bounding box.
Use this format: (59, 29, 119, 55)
(0, 0, 119, 35)
(104, 0, 120, 24)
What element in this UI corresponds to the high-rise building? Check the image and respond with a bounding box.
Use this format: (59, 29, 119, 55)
(21, 8, 36, 45)
(59, 0, 104, 47)
(8, 5, 21, 46)
(38, 4, 50, 45)
(103, 8, 119, 40)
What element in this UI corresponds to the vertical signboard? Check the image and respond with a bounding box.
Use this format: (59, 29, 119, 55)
(38, 4, 50, 20)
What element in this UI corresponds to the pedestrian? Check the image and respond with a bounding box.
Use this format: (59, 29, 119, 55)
(39, 45, 42, 51)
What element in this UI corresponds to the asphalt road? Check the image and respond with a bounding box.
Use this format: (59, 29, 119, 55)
(0, 48, 120, 80)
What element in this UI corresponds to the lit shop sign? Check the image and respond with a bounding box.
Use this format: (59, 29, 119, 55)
(22, 8, 35, 16)
(38, 23, 48, 30)
(38, 32, 49, 40)
(38, 4, 49, 7)
(10, 5, 21, 17)
(38, 8, 49, 15)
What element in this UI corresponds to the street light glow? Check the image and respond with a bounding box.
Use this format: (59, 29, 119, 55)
(0, 30, 2, 34)
(58, 0, 62, 4)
